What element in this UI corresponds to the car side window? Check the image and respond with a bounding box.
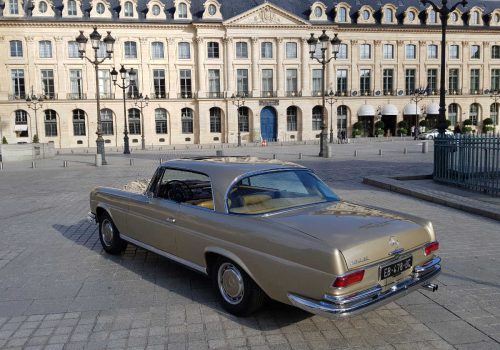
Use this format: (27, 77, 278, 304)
(156, 168, 214, 210)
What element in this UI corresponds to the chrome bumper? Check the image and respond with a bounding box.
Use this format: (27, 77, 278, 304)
(288, 256, 441, 318)
(87, 212, 97, 223)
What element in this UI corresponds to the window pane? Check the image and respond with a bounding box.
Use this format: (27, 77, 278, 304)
(286, 42, 297, 58)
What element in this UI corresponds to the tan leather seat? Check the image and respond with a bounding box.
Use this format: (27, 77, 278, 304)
(197, 200, 214, 209)
(241, 194, 272, 206)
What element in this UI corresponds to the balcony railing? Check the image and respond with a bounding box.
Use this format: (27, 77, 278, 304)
(448, 89, 462, 95)
(44, 94, 57, 100)
(67, 93, 87, 100)
(178, 92, 194, 99)
(382, 90, 397, 96)
(261, 91, 277, 98)
(8, 94, 26, 100)
(286, 90, 301, 97)
(151, 92, 168, 99)
(97, 93, 115, 99)
(236, 91, 252, 98)
(207, 91, 223, 98)
(469, 89, 484, 95)
(311, 90, 323, 97)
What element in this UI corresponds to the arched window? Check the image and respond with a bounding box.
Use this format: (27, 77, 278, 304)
(338, 7, 347, 22)
(178, 2, 187, 18)
(337, 105, 348, 131)
(362, 10, 370, 20)
(155, 108, 167, 134)
(469, 103, 480, 126)
(490, 103, 499, 125)
(210, 107, 221, 133)
(385, 8, 393, 23)
(39, 1, 48, 13)
(9, 0, 20, 14)
(152, 4, 160, 15)
(448, 103, 459, 126)
(178, 42, 190, 59)
(15, 110, 28, 137)
(287, 106, 297, 131)
(128, 108, 141, 134)
(124, 1, 133, 16)
(238, 107, 249, 132)
(96, 2, 105, 14)
(44, 109, 57, 137)
(67, 0, 77, 15)
(429, 10, 436, 23)
(73, 109, 86, 136)
(100, 109, 114, 135)
(312, 106, 323, 130)
(181, 108, 193, 133)
(151, 41, 164, 59)
(470, 11, 479, 24)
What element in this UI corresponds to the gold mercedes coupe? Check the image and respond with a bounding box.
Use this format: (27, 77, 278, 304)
(89, 157, 441, 318)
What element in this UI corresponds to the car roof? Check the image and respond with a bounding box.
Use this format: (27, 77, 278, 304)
(160, 157, 306, 212)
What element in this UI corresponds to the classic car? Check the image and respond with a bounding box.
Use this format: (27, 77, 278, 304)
(418, 129, 454, 139)
(89, 157, 441, 318)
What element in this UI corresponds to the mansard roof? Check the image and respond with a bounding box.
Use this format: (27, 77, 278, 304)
(1, 0, 500, 27)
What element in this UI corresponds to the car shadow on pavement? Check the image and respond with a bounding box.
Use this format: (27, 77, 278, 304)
(53, 220, 312, 329)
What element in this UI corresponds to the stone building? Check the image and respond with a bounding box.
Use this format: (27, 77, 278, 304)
(1, 0, 499, 148)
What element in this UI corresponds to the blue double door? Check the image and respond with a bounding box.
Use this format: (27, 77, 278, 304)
(260, 107, 277, 141)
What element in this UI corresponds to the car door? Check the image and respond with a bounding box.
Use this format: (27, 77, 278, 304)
(125, 167, 179, 255)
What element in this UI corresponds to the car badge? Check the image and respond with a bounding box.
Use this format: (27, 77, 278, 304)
(388, 236, 404, 255)
(389, 236, 400, 247)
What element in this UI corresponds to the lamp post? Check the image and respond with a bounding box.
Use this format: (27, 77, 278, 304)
(326, 90, 338, 143)
(111, 65, 136, 154)
(490, 89, 500, 126)
(25, 89, 44, 142)
(306, 31, 341, 157)
(410, 87, 428, 140)
(134, 93, 149, 150)
(420, 0, 467, 136)
(76, 27, 115, 165)
(231, 93, 245, 146)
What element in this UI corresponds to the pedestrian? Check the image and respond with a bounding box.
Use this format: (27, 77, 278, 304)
(454, 123, 461, 134)
(411, 125, 415, 138)
(341, 129, 347, 144)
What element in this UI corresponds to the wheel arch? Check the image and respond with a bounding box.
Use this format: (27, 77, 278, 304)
(95, 204, 115, 222)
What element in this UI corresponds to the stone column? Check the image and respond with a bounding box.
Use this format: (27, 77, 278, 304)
(301, 38, 310, 96)
(224, 37, 234, 95)
(483, 41, 489, 94)
(350, 40, 359, 92)
(251, 37, 259, 96)
(373, 40, 381, 92)
(166, 38, 176, 99)
(195, 37, 204, 98)
(277, 38, 284, 96)
(461, 41, 469, 93)
(418, 40, 426, 88)
(396, 40, 405, 93)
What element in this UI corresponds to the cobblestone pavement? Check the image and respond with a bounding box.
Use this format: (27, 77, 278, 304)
(0, 140, 499, 350)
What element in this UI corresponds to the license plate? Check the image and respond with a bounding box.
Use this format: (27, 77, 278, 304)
(380, 256, 413, 280)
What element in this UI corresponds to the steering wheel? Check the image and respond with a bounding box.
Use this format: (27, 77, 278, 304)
(165, 180, 193, 202)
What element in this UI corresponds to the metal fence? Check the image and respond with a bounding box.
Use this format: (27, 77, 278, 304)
(434, 134, 500, 196)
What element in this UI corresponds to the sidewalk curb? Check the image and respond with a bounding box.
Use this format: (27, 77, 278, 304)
(363, 175, 500, 222)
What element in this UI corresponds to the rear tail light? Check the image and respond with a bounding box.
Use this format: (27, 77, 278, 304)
(424, 241, 439, 256)
(332, 270, 365, 288)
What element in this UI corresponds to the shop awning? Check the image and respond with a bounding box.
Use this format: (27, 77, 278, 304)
(381, 104, 398, 115)
(357, 104, 375, 116)
(427, 103, 440, 115)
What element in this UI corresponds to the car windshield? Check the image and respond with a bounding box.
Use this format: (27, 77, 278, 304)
(227, 170, 340, 215)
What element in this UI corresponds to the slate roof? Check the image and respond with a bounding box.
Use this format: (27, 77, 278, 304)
(1, 0, 500, 25)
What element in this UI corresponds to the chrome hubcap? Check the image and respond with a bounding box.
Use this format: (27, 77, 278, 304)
(101, 219, 114, 247)
(218, 263, 244, 305)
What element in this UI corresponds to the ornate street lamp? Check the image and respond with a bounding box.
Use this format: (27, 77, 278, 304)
(111, 65, 136, 154)
(326, 90, 338, 143)
(410, 87, 428, 140)
(420, 0, 467, 136)
(76, 27, 115, 165)
(134, 93, 149, 150)
(490, 89, 500, 127)
(307, 31, 341, 157)
(231, 93, 245, 146)
(25, 89, 44, 142)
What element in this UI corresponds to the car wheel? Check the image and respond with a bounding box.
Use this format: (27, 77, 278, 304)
(428, 135, 434, 140)
(99, 212, 127, 255)
(212, 258, 266, 316)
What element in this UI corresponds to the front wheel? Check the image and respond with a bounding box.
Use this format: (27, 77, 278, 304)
(212, 258, 266, 316)
(99, 212, 127, 255)
(428, 135, 434, 140)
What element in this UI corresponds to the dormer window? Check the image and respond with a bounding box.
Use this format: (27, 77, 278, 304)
(39, 1, 48, 13)
(363, 10, 370, 20)
(68, 0, 77, 15)
(152, 4, 160, 15)
(470, 11, 479, 24)
(179, 2, 187, 18)
(96, 2, 105, 14)
(408, 11, 415, 21)
(208, 4, 216, 15)
(495, 14, 500, 23)
(339, 7, 347, 22)
(385, 8, 393, 23)
(429, 10, 436, 23)
(9, 0, 19, 14)
(314, 6, 322, 18)
(124, 1, 133, 16)
(450, 12, 457, 22)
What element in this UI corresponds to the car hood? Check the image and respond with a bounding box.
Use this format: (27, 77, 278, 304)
(265, 201, 434, 269)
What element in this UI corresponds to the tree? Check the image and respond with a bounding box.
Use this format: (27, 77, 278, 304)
(32, 134, 39, 143)
(2, 136, 7, 144)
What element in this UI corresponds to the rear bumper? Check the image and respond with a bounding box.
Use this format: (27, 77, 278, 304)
(288, 256, 441, 318)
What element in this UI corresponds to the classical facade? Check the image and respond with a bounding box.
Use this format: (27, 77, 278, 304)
(1, 0, 500, 148)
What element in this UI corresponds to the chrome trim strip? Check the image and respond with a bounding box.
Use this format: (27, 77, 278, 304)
(120, 234, 208, 275)
(287, 256, 441, 318)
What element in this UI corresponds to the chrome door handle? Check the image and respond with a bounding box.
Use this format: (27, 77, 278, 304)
(165, 217, 176, 223)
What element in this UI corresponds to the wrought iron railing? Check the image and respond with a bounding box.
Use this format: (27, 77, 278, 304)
(67, 93, 87, 100)
(434, 134, 500, 196)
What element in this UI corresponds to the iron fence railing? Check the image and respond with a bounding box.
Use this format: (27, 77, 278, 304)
(434, 134, 500, 196)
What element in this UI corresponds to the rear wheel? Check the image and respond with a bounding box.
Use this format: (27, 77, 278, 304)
(99, 212, 127, 255)
(211, 258, 266, 316)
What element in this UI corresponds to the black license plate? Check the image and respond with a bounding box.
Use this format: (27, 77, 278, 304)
(380, 257, 413, 280)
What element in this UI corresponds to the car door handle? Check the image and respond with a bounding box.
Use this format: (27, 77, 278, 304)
(165, 217, 176, 223)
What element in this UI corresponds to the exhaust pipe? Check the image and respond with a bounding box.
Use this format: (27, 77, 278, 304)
(422, 283, 438, 292)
